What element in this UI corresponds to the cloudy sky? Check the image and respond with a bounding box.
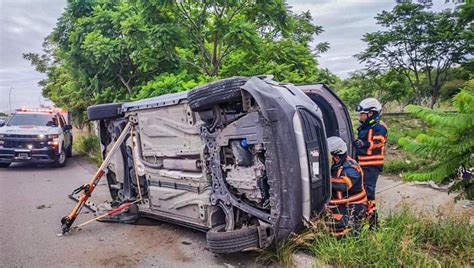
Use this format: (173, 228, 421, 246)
(0, 0, 458, 112)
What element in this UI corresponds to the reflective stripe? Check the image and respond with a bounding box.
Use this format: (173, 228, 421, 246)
(359, 160, 384, 166)
(358, 155, 384, 161)
(373, 135, 386, 142)
(367, 129, 374, 155)
(329, 191, 367, 205)
(331, 176, 353, 189)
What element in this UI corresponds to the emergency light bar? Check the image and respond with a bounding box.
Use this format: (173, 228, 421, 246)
(16, 107, 65, 113)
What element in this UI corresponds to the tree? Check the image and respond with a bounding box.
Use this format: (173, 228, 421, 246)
(25, 0, 334, 124)
(140, 0, 329, 81)
(358, 3, 473, 108)
(398, 80, 474, 200)
(335, 69, 413, 111)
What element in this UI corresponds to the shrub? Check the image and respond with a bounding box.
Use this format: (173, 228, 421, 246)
(398, 81, 474, 200)
(73, 135, 101, 166)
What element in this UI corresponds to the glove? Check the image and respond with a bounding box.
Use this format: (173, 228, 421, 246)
(355, 139, 365, 148)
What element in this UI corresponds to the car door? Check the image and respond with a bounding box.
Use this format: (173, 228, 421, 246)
(59, 115, 71, 148)
(298, 84, 356, 158)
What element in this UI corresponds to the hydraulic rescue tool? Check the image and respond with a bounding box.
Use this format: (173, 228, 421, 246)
(60, 121, 141, 234)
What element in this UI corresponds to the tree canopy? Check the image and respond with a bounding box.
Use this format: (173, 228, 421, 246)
(358, 2, 473, 108)
(24, 0, 332, 126)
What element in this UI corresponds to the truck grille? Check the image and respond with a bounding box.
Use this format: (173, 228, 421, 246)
(3, 134, 48, 149)
(298, 109, 330, 215)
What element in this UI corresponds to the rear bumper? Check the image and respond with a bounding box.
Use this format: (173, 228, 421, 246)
(241, 78, 330, 241)
(0, 146, 58, 163)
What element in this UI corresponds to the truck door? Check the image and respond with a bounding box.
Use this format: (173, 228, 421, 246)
(59, 115, 71, 148)
(298, 84, 356, 158)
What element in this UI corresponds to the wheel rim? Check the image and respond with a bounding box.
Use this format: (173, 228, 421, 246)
(59, 150, 66, 164)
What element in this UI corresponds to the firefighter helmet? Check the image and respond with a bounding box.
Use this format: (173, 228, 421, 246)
(356, 98, 382, 114)
(327, 136, 347, 155)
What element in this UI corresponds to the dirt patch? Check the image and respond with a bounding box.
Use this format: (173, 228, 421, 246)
(98, 254, 138, 267)
(377, 175, 474, 221)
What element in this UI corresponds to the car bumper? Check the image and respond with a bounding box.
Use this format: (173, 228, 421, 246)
(241, 77, 330, 241)
(0, 146, 58, 163)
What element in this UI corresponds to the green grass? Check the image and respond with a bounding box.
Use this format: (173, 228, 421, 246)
(261, 210, 474, 267)
(73, 134, 102, 166)
(383, 159, 432, 175)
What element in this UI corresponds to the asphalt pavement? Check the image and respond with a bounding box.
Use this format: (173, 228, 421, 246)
(0, 156, 258, 267)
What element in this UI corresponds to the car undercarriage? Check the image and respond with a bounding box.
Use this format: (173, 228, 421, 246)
(64, 75, 354, 253)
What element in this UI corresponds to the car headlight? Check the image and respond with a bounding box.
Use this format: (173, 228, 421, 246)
(48, 134, 60, 146)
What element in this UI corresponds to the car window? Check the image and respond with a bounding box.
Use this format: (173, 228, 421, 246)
(7, 113, 59, 127)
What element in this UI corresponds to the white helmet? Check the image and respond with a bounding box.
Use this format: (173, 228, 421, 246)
(327, 136, 347, 155)
(356, 98, 382, 114)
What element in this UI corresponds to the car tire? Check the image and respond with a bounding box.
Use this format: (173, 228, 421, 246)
(87, 103, 123, 121)
(187, 77, 248, 112)
(206, 224, 260, 254)
(0, 162, 10, 168)
(66, 138, 73, 158)
(54, 145, 67, 168)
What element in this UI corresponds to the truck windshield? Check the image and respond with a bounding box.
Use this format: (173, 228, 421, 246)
(7, 113, 59, 127)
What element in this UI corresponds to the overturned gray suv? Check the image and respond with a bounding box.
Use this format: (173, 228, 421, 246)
(86, 76, 354, 253)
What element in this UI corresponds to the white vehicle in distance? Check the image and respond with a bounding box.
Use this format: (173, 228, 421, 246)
(0, 108, 73, 168)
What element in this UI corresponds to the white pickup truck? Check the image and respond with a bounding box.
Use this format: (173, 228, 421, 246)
(0, 108, 73, 168)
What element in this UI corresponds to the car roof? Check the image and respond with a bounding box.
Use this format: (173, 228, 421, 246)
(15, 111, 59, 116)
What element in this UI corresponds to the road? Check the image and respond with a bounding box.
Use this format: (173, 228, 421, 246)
(0, 156, 258, 267)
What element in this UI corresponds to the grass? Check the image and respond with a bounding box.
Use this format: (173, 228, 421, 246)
(73, 134, 102, 166)
(261, 210, 474, 267)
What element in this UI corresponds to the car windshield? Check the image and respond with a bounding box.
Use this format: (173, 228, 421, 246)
(7, 113, 59, 127)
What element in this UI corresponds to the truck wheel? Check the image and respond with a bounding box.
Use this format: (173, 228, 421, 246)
(0, 163, 10, 168)
(54, 145, 67, 168)
(187, 77, 248, 112)
(87, 103, 123, 121)
(206, 224, 260, 254)
(66, 138, 73, 158)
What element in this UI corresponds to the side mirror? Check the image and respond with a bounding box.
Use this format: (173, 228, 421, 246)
(63, 125, 72, 131)
(0, 122, 4, 127)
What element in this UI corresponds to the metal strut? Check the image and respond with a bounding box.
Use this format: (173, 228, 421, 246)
(60, 121, 133, 234)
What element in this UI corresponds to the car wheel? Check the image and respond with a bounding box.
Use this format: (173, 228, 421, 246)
(206, 224, 260, 254)
(54, 145, 67, 168)
(66, 138, 73, 158)
(187, 77, 248, 112)
(87, 103, 124, 121)
(0, 162, 11, 168)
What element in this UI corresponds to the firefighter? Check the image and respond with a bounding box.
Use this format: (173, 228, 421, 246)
(355, 98, 388, 224)
(326, 136, 368, 236)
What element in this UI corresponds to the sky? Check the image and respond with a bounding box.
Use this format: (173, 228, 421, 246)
(0, 0, 459, 113)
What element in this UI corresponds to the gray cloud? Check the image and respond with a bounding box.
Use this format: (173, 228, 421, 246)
(288, 0, 459, 78)
(0, 0, 65, 113)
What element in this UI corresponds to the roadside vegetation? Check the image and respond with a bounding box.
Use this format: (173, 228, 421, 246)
(399, 82, 474, 200)
(260, 209, 474, 267)
(73, 134, 101, 166)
